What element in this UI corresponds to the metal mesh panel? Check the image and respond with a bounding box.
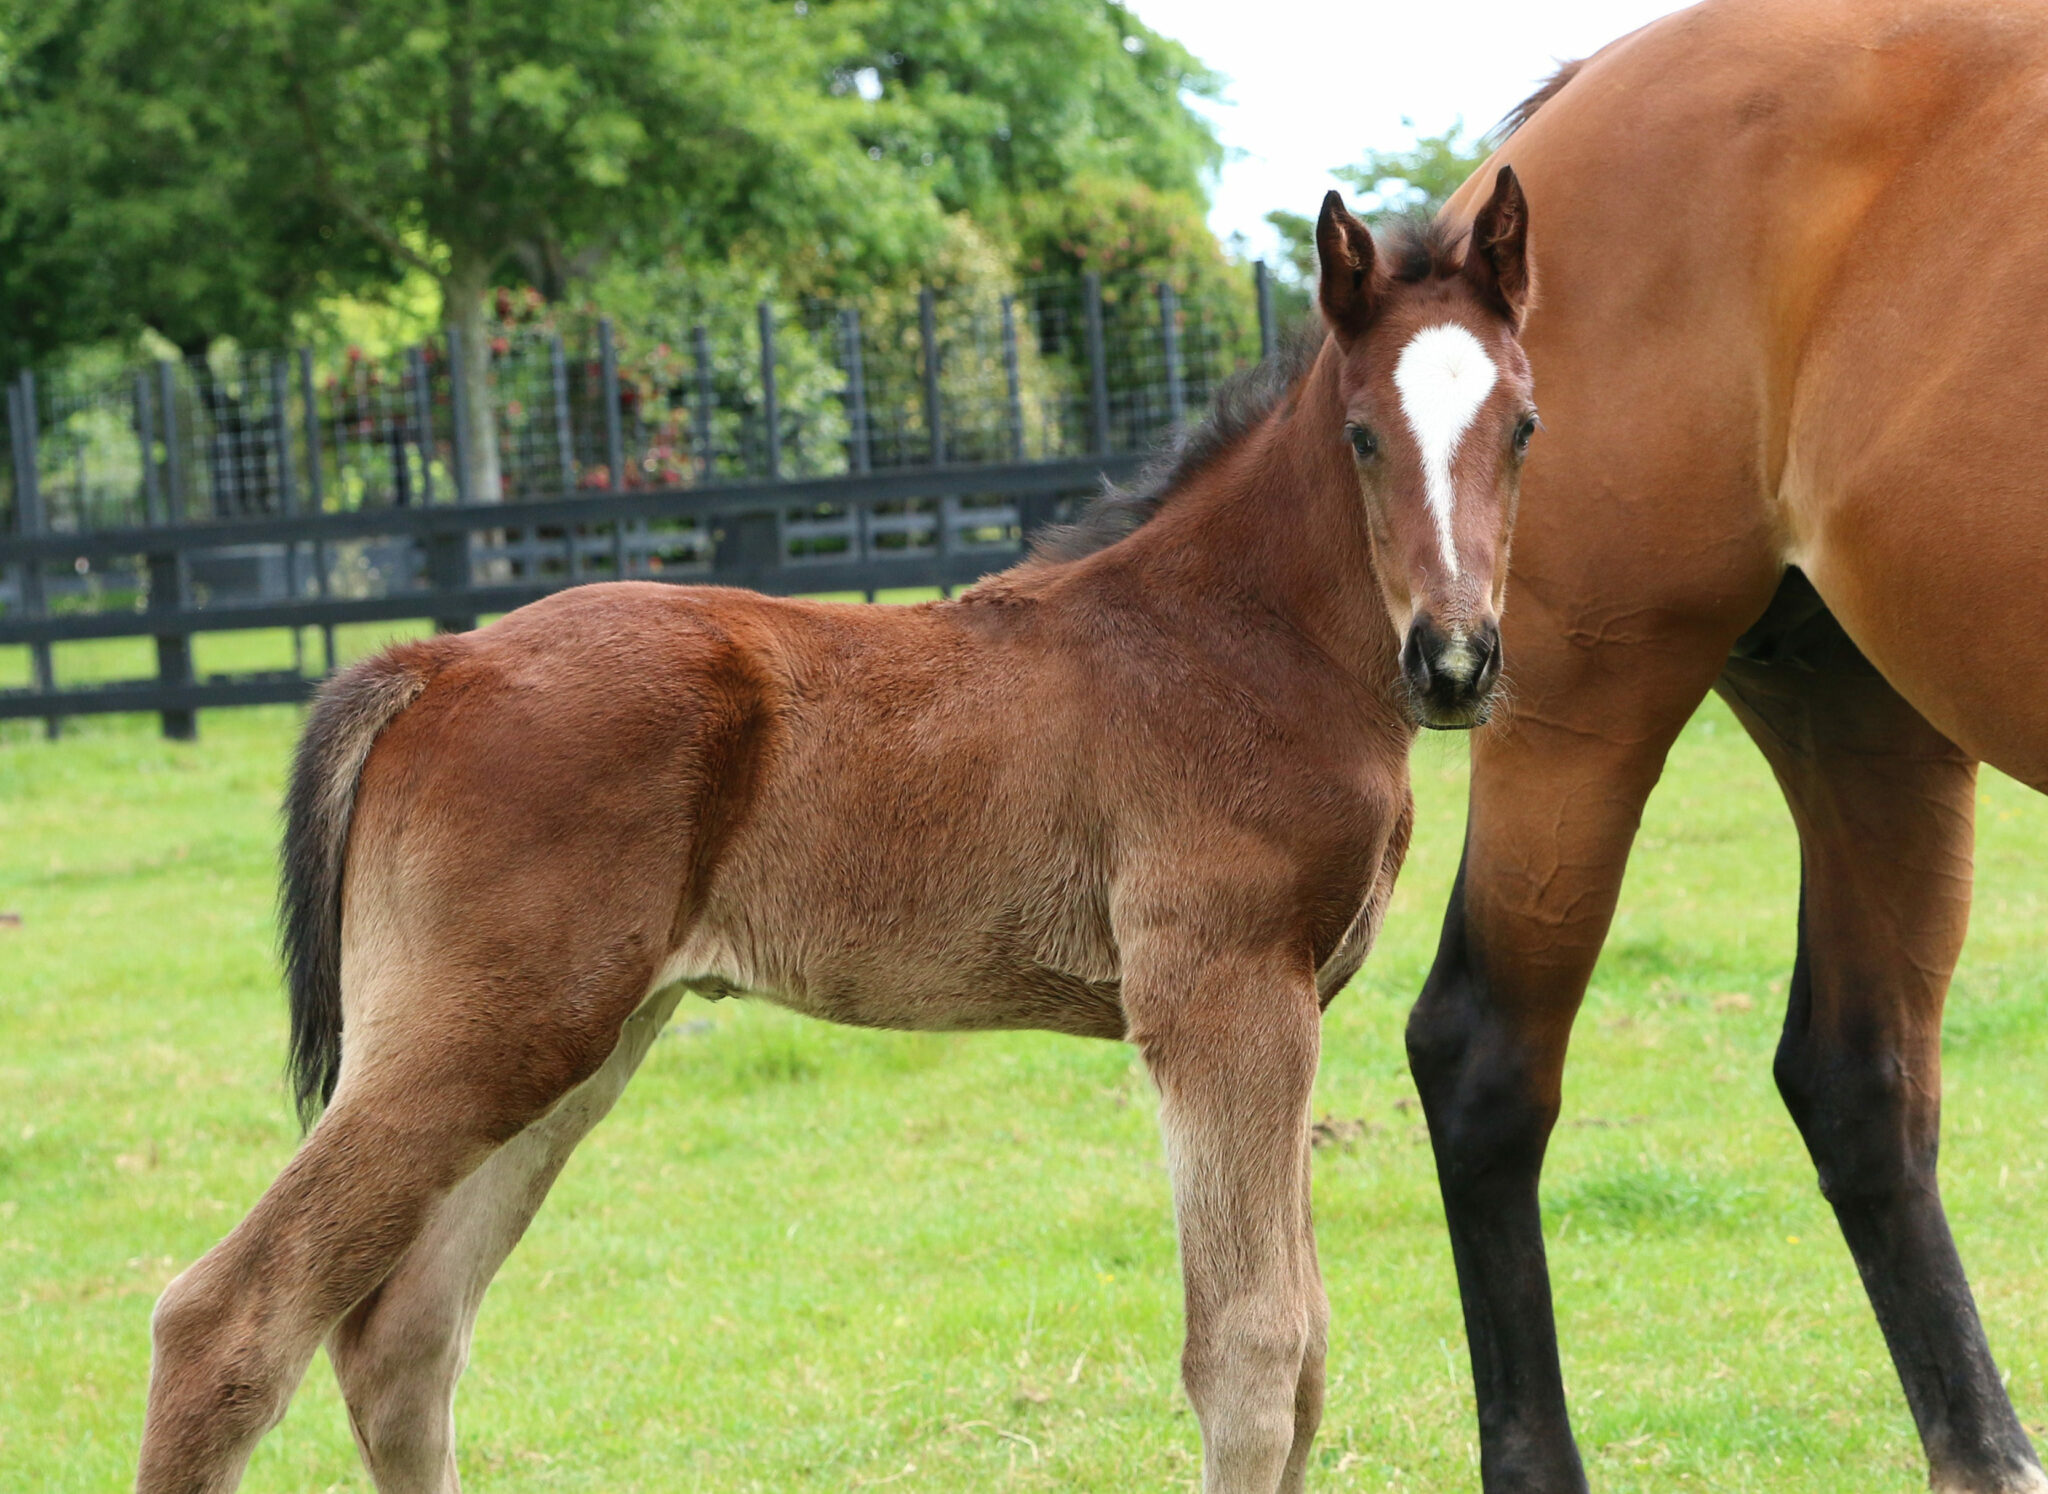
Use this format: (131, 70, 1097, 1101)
(2, 268, 1271, 539)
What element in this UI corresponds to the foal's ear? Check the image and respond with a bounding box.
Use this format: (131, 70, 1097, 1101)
(1463, 165, 1534, 328)
(1316, 190, 1381, 340)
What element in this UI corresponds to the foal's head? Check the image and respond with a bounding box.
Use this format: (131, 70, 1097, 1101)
(1316, 168, 1536, 730)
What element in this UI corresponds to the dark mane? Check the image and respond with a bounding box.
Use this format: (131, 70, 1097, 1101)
(1493, 58, 1584, 141)
(1032, 218, 1475, 565)
(1029, 321, 1324, 563)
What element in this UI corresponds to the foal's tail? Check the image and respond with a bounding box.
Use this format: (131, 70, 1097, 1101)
(280, 642, 446, 1130)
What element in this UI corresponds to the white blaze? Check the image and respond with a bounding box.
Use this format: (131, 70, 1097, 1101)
(1391, 323, 1498, 579)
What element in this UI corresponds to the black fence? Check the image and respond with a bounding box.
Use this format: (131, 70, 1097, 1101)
(1, 265, 1283, 738)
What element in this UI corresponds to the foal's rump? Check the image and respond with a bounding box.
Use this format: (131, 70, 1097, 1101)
(288, 584, 790, 1133)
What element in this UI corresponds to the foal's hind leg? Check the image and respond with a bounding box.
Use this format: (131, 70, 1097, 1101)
(138, 970, 658, 1493)
(327, 985, 684, 1492)
(1719, 653, 2047, 1494)
(1124, 926, 1324, 1494)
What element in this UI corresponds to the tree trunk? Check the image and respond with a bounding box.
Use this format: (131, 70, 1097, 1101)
(443, 259, 503, 504)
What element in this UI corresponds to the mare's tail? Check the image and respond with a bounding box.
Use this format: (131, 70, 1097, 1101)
(279, 643, 446, 1129)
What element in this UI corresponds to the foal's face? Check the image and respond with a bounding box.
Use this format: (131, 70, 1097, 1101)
(1316, 170, 1536, 730)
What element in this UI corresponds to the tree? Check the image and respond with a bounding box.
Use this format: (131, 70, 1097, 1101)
(842, 0, 1224, 279)
(1, 0, 1235, 498)
(273, 0, 961, 501)
(0, 0, 394, 367)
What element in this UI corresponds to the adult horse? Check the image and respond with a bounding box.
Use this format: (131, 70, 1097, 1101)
(136, 178, 1539, 1494)
(1411, 2, 2048, 1490)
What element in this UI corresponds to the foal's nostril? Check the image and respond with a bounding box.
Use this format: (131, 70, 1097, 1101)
(1470, 625, 1502, 691)
(1401, 624, 1434, 694)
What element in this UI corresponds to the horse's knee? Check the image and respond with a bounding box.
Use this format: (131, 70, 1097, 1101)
(1774, 1023, 1935, 1205)
(1183, 1308, 1314, 1474)
(1406, 975, 1559, 1190)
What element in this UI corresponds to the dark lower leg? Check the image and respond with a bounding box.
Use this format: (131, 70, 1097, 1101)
(1776, 893, 2043, 1492)
(1408, 858, 1587, 1494)
(1722, 650, 2042, 1493)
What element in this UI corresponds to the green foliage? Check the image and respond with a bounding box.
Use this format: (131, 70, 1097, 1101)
(0, 0, 1232, 374)
(1333, 119, 1491, 221)
(1262, 120, 1495, 320)
(0, 0, 395, 363)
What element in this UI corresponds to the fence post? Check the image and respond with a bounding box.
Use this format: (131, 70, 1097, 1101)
(146, 545, 196, 741)
(126, 363, 199, 737)
(546, 333, 575, 494)
(919, 287, 944, 466)
(691, 325, 714, 481)
(426, 512, 476, 635)
(135, 374, 160, 527)
(542, 335, 576, 577)
(408, 345, 436, 506)
(403, 344, 463, 625)
(599, 318, 628, 576)
(600, 320, 625, 488)
(8, 376, 57, 738)
(1000, 295, 1025, 463)
(156, 361, 183, 523)
(297, 348, 335, 675)
(446, 326, 474, 506)
(268, 357, 298, 521)
(757, 301, 780, 480)
(1158, 283, 1185, 430)
(266, 356, 304, 673)
(1255, 260, 1276, 360)
(840, 307, 870, 475)
(1083, 272, 1110, 456)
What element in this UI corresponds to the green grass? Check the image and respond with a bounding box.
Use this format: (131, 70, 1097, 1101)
(2, 639, 2044, 1491)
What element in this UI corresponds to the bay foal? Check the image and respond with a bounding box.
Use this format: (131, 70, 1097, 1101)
(138, 175, 1537, 1494)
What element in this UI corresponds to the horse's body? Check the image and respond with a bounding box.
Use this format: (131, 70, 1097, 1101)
(138, 188, 1540, 1493)
(1414, 2, 2048, 1489)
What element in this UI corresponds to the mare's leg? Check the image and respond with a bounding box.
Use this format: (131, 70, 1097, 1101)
(1718, 649, 2047, 1494)
(1406, 637, 1730, 1492)
(1124, 931, 1324, 1494)
(327, 986, 685, 1493)
(137, 962, 658, 1493)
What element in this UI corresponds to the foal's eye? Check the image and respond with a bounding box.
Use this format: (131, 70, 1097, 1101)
(1346, 425, 1379, 460)
(1513, 414, 1539, 455)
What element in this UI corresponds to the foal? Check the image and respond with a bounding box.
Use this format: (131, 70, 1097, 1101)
(138, 173, 1536, 1494)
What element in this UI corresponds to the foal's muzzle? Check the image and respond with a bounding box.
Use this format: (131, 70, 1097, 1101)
(1400, 613, 1502, 730)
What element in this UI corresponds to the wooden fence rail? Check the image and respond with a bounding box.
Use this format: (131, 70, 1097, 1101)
(0, 456, 1141, 737)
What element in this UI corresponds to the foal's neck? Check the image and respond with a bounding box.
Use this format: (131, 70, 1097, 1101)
(1129, 338, 1404, 704)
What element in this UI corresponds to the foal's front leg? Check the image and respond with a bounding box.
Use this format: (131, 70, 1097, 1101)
(1125, 935, 1325, 1494)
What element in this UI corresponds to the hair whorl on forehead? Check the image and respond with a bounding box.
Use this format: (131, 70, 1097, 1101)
(1376, 215, 1477, 286)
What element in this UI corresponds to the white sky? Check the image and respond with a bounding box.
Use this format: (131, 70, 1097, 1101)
(1122, 0, 1693, 258)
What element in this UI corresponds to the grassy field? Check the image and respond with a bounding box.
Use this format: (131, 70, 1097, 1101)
(2, 626, 2044, 1492)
